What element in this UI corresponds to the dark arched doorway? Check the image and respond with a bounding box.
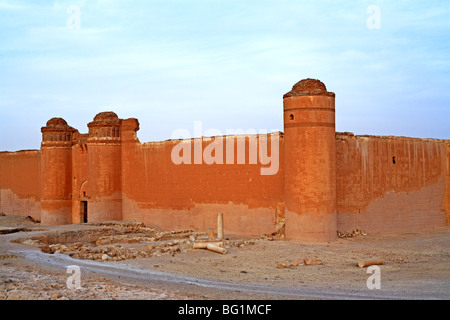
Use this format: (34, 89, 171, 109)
(79, 181, 89, 223)
(80, 201, 88, 223)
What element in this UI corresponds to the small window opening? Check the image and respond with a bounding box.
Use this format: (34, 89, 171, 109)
(290, 114, 294, 120)
(392, 157, 396, 164)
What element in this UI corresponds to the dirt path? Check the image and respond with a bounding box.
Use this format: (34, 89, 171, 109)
(1, 215, 449, 300)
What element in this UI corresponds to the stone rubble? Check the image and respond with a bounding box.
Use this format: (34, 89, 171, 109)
(15, 222, 261, 262)
(337, 229, 367, 238)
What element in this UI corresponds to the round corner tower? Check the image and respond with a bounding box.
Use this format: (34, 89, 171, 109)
(283, 79, 337, 242)
(40, 118, 76, 225)
(87, 112, 123, 223)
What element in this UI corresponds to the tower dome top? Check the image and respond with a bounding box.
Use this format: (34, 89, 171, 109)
(89, 111, 121, 127)
(42, 117, 75, 133)
(93, 112, 119, 122)
(284, 78, 335, 98)
(45, 118, 70, 128)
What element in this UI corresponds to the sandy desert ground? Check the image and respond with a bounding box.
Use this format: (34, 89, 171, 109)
(0, 214, 449, 300)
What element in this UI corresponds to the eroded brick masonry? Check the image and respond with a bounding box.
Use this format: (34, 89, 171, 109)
(1, 79, 449, 242)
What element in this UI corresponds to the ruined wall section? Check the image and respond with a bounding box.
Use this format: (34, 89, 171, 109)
(336, 133, 447, 233)
(121, 129, 285, 238)
(0, 151, 41, 220)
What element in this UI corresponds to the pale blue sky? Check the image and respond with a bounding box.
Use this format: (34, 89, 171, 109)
(0, 0, 449, 151)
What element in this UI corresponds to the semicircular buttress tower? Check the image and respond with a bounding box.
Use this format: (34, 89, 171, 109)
(40, 118, 76, 225)
(87, 112, 123, 222)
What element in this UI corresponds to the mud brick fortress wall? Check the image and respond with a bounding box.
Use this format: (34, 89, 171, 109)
(1, 79, 449, 242)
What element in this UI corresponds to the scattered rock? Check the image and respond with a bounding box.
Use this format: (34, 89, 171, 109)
(278, 258, 322, 268)
(0, 254, 17, 260)
(261, 229, 284, 241)
(289, 259, 304, 267)
(337, 229, 367, 238)
(102, 254, 110, 261)
(304, 258, 322, 266)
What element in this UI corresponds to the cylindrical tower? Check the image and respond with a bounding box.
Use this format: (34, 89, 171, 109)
(40, 118, 76, 225)
(283, 79, 337, 242)
(87, 112, 122, 222)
